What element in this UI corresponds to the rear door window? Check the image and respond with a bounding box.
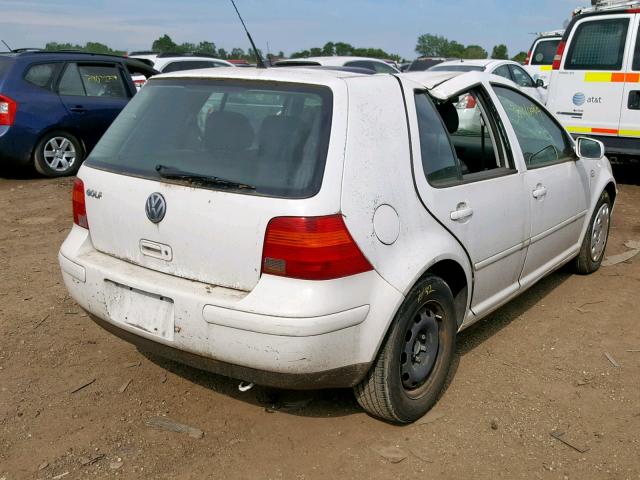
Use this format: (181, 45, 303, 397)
(87, 79, 333, 199)
(531, 39, 560, 65)
(78, 64, 128, 98)
(59, 63, 129, 98)
(493, 65, 512, 80)
(24, 63, 61, 90)
(565, 17, 630, 70)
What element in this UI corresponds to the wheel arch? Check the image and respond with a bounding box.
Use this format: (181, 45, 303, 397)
(31, 127, 86, 162)
(417, 259, 470, 329)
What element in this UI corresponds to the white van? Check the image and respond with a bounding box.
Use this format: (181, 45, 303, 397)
(523, 30, 564, 87)
(546, 0, 640, 157)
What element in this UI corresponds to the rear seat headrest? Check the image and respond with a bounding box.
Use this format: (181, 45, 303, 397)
(205, 111, 254, 151)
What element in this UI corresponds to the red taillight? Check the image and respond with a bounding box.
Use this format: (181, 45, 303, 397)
(552, 41, 566, 70)
(261, 215, 373, 281)
(525, 50, 532, 65)
(72, 178, 89, 229)
(0, 94, 17, 126)
(457, 93, 477, 109)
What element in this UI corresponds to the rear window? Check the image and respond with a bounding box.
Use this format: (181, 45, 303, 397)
(565, 18, 629, 70)
(161, 60, 220, 73)
(24, 63, 60, 90)
(87, 79, 333, 199)
(531, 39, 560, 65)
(0, 59, 11, 78)
(429, 65, 484, 72)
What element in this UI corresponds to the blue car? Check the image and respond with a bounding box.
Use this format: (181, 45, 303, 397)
(0, 51, 156, 177)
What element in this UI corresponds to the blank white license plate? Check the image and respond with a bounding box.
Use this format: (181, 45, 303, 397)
(104, 280, 175, 341)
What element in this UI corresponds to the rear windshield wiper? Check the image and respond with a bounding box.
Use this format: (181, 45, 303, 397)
(155, 165, 255, 190)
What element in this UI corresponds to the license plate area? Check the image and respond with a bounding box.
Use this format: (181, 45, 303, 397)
(104, 280, 175, 340)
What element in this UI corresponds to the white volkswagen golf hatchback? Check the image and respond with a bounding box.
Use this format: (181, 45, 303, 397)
(59, 66, 616, 424)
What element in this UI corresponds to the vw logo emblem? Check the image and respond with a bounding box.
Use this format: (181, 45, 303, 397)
(145, 193, 166, 224)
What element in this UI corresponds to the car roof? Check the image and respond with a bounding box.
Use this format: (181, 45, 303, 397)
(434, 59, 504, 69)
(0, 51, 130, 63)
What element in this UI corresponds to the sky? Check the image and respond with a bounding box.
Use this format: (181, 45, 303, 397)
(0, 0, 588, 59)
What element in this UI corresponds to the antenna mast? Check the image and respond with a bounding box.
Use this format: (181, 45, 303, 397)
(229, 0, 267, 69)
(1, 40, 12, 52)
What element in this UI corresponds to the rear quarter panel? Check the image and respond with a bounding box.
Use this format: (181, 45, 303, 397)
(340, 75, 472, 344)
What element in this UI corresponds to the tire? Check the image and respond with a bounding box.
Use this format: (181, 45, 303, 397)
(33, 131, 84, 177)
(354, 275, 457, 424)
(573, 190, 611, 275)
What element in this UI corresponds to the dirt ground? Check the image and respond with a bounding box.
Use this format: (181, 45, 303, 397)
(1, 167, 639, 480)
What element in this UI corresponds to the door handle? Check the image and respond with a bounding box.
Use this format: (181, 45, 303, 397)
(70, 106, 86, 113)
(532, 184, 547, 199)
(450, 203, 474, 221)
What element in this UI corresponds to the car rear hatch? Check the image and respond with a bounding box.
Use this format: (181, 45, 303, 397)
(80, 75, 345, 292)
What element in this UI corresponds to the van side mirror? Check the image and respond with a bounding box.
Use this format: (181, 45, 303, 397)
(576, 137, 605, 160)
(535, 78, 546, 88)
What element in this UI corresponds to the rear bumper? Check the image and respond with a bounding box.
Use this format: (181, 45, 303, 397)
(59, 226, 404, 389)
(0, 125, 35, 166)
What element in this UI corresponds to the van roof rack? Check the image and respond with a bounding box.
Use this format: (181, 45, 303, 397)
(129, 50, 158, 56)
(575, 0, 640, 15)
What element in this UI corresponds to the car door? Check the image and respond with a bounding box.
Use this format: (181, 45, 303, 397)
(57, 62, 132, 152)
(619, 13, 640, 137)
(403, 79, 530, 317)
(492, 85, 590, 289)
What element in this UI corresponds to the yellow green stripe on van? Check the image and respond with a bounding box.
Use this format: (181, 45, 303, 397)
(584, 72, 640, 83)
(566, 127, 640, 137)
(539, 65, 553, 71)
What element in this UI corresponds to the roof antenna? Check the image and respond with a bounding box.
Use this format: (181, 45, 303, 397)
(229, 0, 267, 69)
(1, 40, 12, 52)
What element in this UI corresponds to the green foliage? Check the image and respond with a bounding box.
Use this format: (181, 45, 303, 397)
(511, 51, 528, 64)
(290, 41, 401, 61)
(44, 41, 125, 56)
(415, 34, 487, 59)
(491, 44, 509, 60)
(462, 45, 488, 59)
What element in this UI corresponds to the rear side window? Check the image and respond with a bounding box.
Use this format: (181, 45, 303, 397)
(162, 60, 220, 73)
(414, 93, 460, 186)
(633, 28, 640, 71)
(0, 60, 10, 78)
(531, 39, 560, 65)
(87, 79, 334, 199)
(565, 18, 629, 70)
(24, 63, 60, 90)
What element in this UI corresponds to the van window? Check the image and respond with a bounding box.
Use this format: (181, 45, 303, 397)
(565, 18, 629, 70)
(633, 28, 640, 71)
(344, 60, 396, 73)
(531, 39, 560, 65)
(87, 79, 333, 199)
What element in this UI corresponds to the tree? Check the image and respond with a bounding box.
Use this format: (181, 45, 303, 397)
(44, 41, 124, 56)
(152, 34, 178, 53)
(511, 51, 528, 64)
(217, 48, 228, 59)
(415, 34, 450, 56)
(321, 42, 335, 56)
(334, 42, 353, 56)
(462, 45, 488, 59)
(230, 47, 245, 58)
(196, 41, 217, 54)
(491, 44, 509, 60)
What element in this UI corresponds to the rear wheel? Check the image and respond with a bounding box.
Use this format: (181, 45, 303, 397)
(33, 131, 84, 177)
(573, 191, 611, 274)
(354, 275, 457, 424)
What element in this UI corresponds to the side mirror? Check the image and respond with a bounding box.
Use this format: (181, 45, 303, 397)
(535, 78, 546, 88)
(576, 137, 605, 160)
